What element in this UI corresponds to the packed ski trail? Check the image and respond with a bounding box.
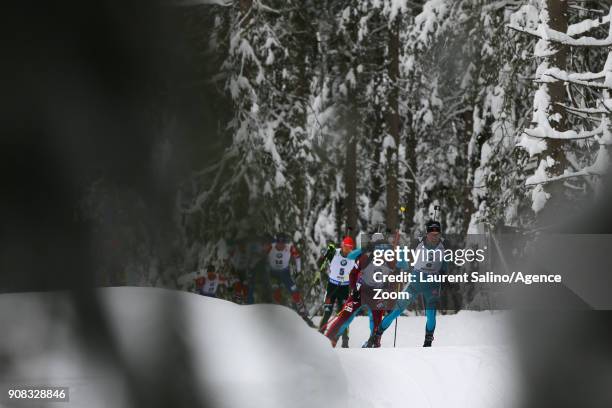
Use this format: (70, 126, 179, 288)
(318, 313, 517, 408)
(0, 288, 518, 408)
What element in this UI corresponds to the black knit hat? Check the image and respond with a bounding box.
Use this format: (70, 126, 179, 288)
(426, 220, 441, 233)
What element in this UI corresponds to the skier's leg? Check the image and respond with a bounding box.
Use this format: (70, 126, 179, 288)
(372, 309, 384, 333)
(319, 282, 335, 332)
(423, 307, 436, 347)
(278, 269, 315, 327)
(279, 270, 303, 307)
(241, 282, 249, 303)
(425, 307, 437, 332)
(333, 304, 361, 341)
(233, 279, 247, 304)
(246, 271, 256, 304)
(324, 297, 361, 346)
(336, 285, 350, 347)
(238, 269, 248, 304)
(363, 309, 385, 348)
(260, 264, 273, 303)
(379, 285, 416, 332)
(272, 286, 282, 304)
(268, 268, 283, 303)
(365, 285, 417, 347)
(423, 283, 440, 347)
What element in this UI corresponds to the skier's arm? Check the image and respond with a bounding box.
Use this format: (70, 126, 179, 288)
(347, 248, 362, 260)
(348, 258, 366, 301)
(349, 254, 367, 290)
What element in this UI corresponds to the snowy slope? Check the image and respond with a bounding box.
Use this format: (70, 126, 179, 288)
(102, 288, 347, 408)
(320, 313, 518, 408)
(0, 288, 519, 408)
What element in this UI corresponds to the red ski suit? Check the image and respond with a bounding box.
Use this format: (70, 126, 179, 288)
(323, 253, 384, 344)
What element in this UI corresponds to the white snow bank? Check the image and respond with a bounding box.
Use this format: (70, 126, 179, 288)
(0, 289, 519, 408)
(338, 346, 517, 408)
(325, 312, 519, 408)
(102, 288, 347, 408)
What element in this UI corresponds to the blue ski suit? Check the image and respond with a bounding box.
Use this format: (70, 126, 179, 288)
(379, 240, 447, 334)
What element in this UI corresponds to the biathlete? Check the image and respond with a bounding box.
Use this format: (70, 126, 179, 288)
(323, 232, 397, 348)
(366, 220, 447, 347)
(265, 232, 315, 327)
(194, 265, 228, 298)
(318, 236, 356, 348)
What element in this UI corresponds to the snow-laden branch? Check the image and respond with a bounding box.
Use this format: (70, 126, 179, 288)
(567, 13, 611, 37)
(526, 164, 608, 186)
(483, 0, 523, 13)
(541, 69, 612, 90)
(526, 146, 609, 187)
(555, 103, 609, 116)
(539, 67, 605, 83)
(523, 121, 604, 140)
(508, 16, 612, 47)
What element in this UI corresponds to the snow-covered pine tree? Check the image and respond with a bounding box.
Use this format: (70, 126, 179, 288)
(509, 1, 612, 223)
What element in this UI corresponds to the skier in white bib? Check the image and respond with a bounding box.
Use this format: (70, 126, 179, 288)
(317, 236, 356, 347)
(194, 265, 228, 298)
(265, 232, 315, 328)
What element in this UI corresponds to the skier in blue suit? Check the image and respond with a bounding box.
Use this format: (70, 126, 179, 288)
(366, 220, 447, 347)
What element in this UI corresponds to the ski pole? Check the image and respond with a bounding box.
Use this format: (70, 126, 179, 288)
(393, 318, 398, 347)
(392, 205, 406, 348)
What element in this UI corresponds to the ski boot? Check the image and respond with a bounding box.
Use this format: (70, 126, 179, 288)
(423, 330, 434, 347)
(362, 331, 382, 348)
(341, 333, 349, 348)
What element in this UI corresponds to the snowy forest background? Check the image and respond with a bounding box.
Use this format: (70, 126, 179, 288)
(82, 0, 612, 304)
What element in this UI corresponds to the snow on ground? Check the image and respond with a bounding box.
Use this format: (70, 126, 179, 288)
(321, 310, 512, 348)
(316, 312, 519, 408)
(102, 288, 346, 408)
(0, 288, 519, 408)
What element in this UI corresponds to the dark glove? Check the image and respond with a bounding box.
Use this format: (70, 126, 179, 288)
(351, 288, 361, 302)
(325, 243, 336, 260)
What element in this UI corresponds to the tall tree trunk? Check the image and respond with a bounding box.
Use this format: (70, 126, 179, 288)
(403, 3, 423, 237)
(345, 101, 358, 239)
(544, 0, 569, 175)
(385, 19, 400, 232)
(291, 4, 310, 238)
(405, 108, 416, 235)
(539, 0, 569, 224)
(461, 109, 476, 234)
(340, 5, 359, 240)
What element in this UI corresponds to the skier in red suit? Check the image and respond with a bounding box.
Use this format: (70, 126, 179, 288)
(324, 232, 393, 347)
